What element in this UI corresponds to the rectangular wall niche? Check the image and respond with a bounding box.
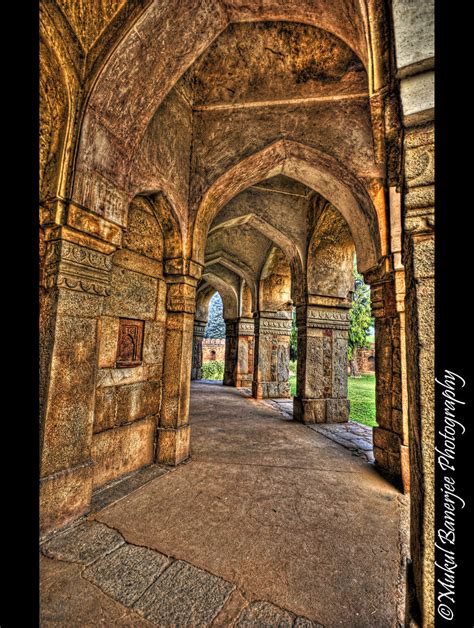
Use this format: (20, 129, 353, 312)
(116, 318, 144, 368)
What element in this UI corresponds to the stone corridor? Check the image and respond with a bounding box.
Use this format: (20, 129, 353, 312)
(41, 382, 407, 627)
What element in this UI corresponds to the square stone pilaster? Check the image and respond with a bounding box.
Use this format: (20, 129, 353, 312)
(223, 317, 255, 387)
(40, 234, 114, 536)
(293, 304, 350, 424)
(365, 261, 406, 488)
(252, 311, 292, 399)
(191, 319, 207, 380)
(224, 319, 239, 386)
(235, 317, 255, 388)
(157, 274, 196, 465)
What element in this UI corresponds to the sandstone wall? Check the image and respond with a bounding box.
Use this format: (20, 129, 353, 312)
(92, 198, 168, 489)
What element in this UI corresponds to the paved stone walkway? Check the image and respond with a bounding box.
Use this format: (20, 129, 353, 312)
(267, 399, 375, 462)
(40, 382, 405, 627)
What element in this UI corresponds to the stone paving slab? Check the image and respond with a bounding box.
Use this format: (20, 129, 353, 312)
(83, 543, 170, 606)
(40, 555, 156, 627)
(265, 397, 375, 462)
(41, 520, 124, 565)
(134, 559, 235, 625)
(236, 600, 323, 627)
(236, 601, 294, 627)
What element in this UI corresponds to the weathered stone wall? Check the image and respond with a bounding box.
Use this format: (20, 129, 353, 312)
(371, 278, 405, 482)
(391, 0, 435, 621)
(92, 198, 168, 489)
(403, 122, 435, 624)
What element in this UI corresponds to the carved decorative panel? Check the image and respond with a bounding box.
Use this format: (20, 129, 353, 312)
(116, 318, 144, 368)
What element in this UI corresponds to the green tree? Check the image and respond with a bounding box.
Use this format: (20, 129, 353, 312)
(205, 292, 226, 338)
(348, 263, 373, 376)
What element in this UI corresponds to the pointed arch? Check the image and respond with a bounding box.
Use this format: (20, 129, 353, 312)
(192, 139, 381, 273)
(200, 271, 239, 320)
(207, 211, 305, 304)
(71, 1, 372, 218)
(205, 252, 257, 311)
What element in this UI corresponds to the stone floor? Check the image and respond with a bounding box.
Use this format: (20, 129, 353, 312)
(40, 382, 406, 627)
(267, 398, 375, 463)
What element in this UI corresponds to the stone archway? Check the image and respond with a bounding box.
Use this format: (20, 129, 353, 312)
(39, 2, 436, 623)
(191, 140, 382, 274)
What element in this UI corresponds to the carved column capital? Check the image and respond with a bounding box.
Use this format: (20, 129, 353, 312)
(164, 257, 204, 280)
(193, 319, 207, 337)
(165, 276, 197, 314)
(43, 238, 113, 296)
(237, 317, 255, 336)
(254, 311, 292, 335)
(296, 304, 350, 331)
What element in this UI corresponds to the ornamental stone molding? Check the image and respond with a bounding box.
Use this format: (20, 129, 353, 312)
(43, 239, 112, 296)
(297, 306, 350, 331)
(237, 318, 255, 336)
(225, 317, 255, 336)
(256, 316, 292, 335)
(166, 281, 196, 314)
(193, 321, 207, 337)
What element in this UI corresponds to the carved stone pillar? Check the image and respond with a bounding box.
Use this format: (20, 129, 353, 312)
(40, 233, 114, 536)
(157, 267, 197, 465)
(223, 317, 255, 387)
(293, 304, 350, 424)
(367, 262, 406, 487)
(223, 319, 238, 386)
(235, 317, 255, 388)
(252, 311, 291, 399)
(191, 319, 206, 380)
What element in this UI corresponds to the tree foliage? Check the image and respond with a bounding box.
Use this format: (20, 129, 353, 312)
(201, 360, 224, 380)
(348, 262, 373, 362)
(204, 292, 226, 339)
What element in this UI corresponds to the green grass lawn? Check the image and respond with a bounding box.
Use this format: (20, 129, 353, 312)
(289, 373, 377, 427)
(347, 374, 377, 427)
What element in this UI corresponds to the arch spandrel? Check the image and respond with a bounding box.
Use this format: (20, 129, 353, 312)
(132, 192, 185, 261)
(195, 283, 216, 321)
(259, 246, 293, 312)
(205, 254, 257, 312)
(306, 204, 355, 301)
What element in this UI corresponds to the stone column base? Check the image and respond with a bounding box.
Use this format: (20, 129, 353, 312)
(373, 427, 405, 488)
(293, 397, 349, 424)
(252, 381, 291, 399)
(223, 374, 234, 387)
(156, 425, 190, 465)
(40, 462, 93, 538)
(236, 373, 253, 388)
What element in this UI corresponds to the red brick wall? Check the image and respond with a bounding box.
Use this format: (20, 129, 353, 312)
(355, 344, 375, 373)
(202, 339, 225, 361)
